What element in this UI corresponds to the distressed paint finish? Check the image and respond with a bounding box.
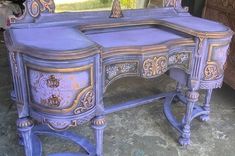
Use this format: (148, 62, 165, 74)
(3, 0, 234, 156)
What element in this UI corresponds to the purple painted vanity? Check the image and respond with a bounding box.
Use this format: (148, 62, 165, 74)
(4, 0, 233, 156)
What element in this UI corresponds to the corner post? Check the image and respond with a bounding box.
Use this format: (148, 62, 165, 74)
(92, 116, 106, 156)
(179, 90, 199, 146)
(199, 89, 213, 121)
(17, 117, 34, 156)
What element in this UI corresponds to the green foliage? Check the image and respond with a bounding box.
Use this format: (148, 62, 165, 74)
(120, 0, 136, 9)
(55, 0, 137, 12)
(56, 0, 112, 12)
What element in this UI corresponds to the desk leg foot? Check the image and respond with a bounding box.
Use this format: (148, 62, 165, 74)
(179, 90, 199, 146)
(17, 117, 34, 156)
(199, 89, 212, 122)
(92, 116, 106, 156)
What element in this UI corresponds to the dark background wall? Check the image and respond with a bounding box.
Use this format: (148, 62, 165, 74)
(182, 0, 205, 17)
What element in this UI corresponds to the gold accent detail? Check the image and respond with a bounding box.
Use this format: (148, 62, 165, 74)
(17, 118, 34, 128)
(204, 62, 220, 80)
(102, 39, 194, 58)
(74, 89, 95, 115)
(25, 64, 94, 114)
(197, 37, 204, 55)
(186, 91, 199, 102)
(93, 117, 106, 126)
(80, 20, 233, 39)
(39, 0, 54, 12)
(43, 119, 77, 131)
(143, 56, 168, 78)
(110, 0, 123, 18)
(47, 94, 61, 108)
(46, 75, 60, 88)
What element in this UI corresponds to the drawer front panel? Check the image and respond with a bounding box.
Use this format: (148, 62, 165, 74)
(142, 51, 192, 78)
(26, 64, 95, 115)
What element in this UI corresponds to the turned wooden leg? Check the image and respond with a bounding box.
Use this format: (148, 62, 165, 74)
(17, 117, 34, 156)
(179, 90, 199, 146)
(199, 89, 213, 122)
(92, 116, 106, 156)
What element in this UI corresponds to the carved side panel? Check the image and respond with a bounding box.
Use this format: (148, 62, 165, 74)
(142, 52, 191, 78)
(168, 52, 190, 72)
(105, 61, 139, 87)
(203, 0, 235, 88)
(203, 44, 230, 81)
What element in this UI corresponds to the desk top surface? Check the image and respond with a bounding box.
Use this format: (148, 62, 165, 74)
(5, 8, 233, 59)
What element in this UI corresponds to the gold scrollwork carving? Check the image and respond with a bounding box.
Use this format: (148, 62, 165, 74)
(74, 89, 95, 115)
(46, 75, 60, 88)
(39, 0, 55, 12)
(164, 0, 177, 7)
(143, 56, 168, 78)
(204, 63, 220, 80)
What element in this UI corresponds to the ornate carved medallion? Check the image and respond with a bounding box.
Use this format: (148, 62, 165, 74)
(74, 89, 95, 115)
(41, 94, 61, 108)
(46, 75, 60, 88)
(204, 63, 220, 80)
(28, 1, 40, 17)
(143, 56, 168, 78)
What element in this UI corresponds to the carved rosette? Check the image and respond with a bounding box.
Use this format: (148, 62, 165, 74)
(74, 89, 95, 115)
(186, 91, 199, 103)
(204, 63, 220, 80)
(143, 56, 168, 78)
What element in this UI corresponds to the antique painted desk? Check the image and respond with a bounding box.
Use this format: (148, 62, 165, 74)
(4, 0, 233, 156)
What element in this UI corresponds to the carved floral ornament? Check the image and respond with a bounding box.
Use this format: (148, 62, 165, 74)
(24, 0, 55, 18)
(74, 89, 95, 115)
(204, 63, 220, 80)
(143, 56, 168, 78)
(105, 62, 137, 81)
